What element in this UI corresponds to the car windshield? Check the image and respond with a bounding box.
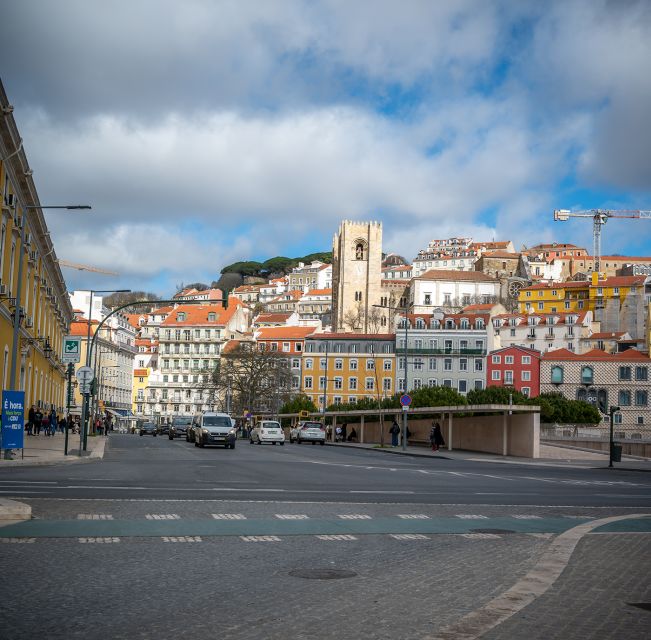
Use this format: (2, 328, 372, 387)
(202, 416, 231, 427)
(303, 422, 323, 429)
(173, 419, 189, 426)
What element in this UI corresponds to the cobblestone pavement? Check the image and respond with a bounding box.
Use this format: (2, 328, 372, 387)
(482, 533, 651, 640)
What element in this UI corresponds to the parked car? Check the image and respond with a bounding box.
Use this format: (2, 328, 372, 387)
(169, 417, 192, 440)
(250, 420, 285, 445)
(290, 421, 326, 445)
(192, 412, 237, 449)
(157, 423, 170, 436)
(139, 422, 157, 437)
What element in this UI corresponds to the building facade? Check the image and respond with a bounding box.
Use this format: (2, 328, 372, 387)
(487, 345, 541, 397)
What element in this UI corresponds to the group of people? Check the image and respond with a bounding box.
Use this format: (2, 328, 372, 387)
(390, 419, 445, 450)
(333, 423, 358, 442)
(25, 406, 69, 436)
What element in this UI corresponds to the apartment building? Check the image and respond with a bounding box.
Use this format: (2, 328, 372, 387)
(410, 270, 501, 312)
(541, 348, 651, 434)
(492, 311, 593, 354)
(266, 290, 304, 313)
(143, 301, 249, 419)
(296, 288, 332, 326)
(287, 261, 332, 293)
(302, 333, 396, 409)
(396, 312, 492, 395)
(487, 346, 541, 397)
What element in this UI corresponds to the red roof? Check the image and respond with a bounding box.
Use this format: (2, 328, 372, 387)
(586, 332, 626, 340)
(542, 348, 650, 362)
(255, 312, 292, 323)
(462, 303, 496, 311)
(256, 327, 317, 340)
(133, 368, 148, 377)
(160, 299, 242, 327)
(304, 288, 332, 296)
(490, 345, 542, 357)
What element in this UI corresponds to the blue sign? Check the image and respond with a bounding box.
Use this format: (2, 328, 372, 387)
(400, 394, 412, 407)
(2, 390, 25, 450)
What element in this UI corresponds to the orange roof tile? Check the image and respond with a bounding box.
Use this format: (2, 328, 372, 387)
(256, 327, 317, 340)
(542, 348, 650, 362)
(133, 368, 148, 377)
(160, 299, 242, 327)
(304, 288, 332, 296)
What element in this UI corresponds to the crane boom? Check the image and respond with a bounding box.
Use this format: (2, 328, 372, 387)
(57, 259, 119, 276)
(553, 208, 651, 274)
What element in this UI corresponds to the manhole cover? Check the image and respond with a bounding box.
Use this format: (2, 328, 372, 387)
(289, 568, 357, 580)
(627, 603, 651, 612)
(470, 528, 515, 535)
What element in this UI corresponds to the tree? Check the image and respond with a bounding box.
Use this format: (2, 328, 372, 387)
(280, 395, 317, 415)
(409, 385, 468, 408)
(203, 342, 293, 416)
(103, 291, 160, 311)
(466, 386, 528, 405)
(534, 393, 601, 424)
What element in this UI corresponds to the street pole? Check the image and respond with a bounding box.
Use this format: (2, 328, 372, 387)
(402, 309, 409, 451)
(64, 363, 73, 455)
(80, 290, 93, 452)
(608, 405, 619, 468)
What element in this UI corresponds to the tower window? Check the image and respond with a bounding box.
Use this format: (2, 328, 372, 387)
(354, 241, 367, 260)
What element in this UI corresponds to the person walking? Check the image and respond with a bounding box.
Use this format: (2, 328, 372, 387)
(389, 419, 400, 447)
(27, 405, 36, 436)
(341, 423, 348, 443)
(33, 407, 43, 435)
(430, 422, 445, 452)
(49, 408, 57, 436)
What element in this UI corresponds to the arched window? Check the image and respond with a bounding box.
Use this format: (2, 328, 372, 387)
(551, 365, 564, 385)
(416, 319, 425, 329)
(580, 366, 594, 386)
(355, 242, 365, 260)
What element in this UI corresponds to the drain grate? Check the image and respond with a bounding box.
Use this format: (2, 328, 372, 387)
(470, 528, 515, 535)
(289, 568, 357, 580)
(627, 603, 651, 612)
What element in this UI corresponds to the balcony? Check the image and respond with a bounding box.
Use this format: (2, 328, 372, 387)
(526, 334, 536, 340)
(404, 348, 486, 356)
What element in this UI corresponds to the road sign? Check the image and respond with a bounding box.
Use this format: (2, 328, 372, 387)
(2, 390, 25, 450)
(399, 394, 412, 407)
(76, 366, 95, 384)
(62, 336, 82, 363)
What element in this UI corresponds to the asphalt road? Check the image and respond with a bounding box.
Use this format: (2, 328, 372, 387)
(1, 435, 649, 640)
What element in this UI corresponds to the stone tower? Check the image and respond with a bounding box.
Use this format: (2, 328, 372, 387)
(332, 220, 383, 333)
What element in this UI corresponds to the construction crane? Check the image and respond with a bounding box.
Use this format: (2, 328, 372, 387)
(57, 259, 119, 276)
(553, 208, 651, 274)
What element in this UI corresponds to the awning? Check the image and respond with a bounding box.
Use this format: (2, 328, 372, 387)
(105, 408, 134, 419)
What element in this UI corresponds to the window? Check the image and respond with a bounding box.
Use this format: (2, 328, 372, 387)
(383, 359, 392, 370)
(291, 358, 300, 369)
(424, 294, 431, 305)
(444, 358, 452, 371)
(635, 390, 648, 406)
(334, 359, 343, 370)
(619, 366, 631, 381)
(521, 387, 530, 397)
(522, 355, 531, 365)
(428, 378, 437, 387)
(320, 358, 326, 369)
(334, 377, 343, 390)
(365, 378, 375, 390)
(429, 357, 437, 370)
(521, 371, 531, 381)
(635, 366, 648, 381)
(459, 358, 468, 371)
(350, 359, 358, 370)
(458, 380, 467, 393)
(413, 358, 423, 371)
(474, 359, 483, 371)
(366, 359, 375, 370)
(492, 355, 501, 364)
(413, 378, 422, 390)
(319, 376, 326, 389)
(504, 370, 513, 384)
(474, 380, 483, 390)
(618, 390, 631, 406)
(443, 293, 451, 305)
(383, 378, 391, 391)
(443, 379, 452, 388)
(581, 366, 594, 386)
(305, 358, 313, 370)
(551, 366, 564, 385)
(349, 377, 358, 390)
(282, 342, 290, 352)
(208, 312, 216, 322)
(505, 355, 514, 364)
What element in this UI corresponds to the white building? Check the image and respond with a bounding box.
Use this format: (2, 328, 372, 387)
(288, 261, 332, 293)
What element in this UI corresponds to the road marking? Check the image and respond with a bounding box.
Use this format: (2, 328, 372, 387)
(275, 514, 309, 520)
(512, 515, 542, 520)
(212, 513, 246, 520)
(390, 534, 429, 540)
(78, 537, 120, 543)
(162, 536, 202, 542)
(240, 535, 281, 542)
(0, 538, 36, 543)
(455, 514, 488, 519)
(0, 480, 57, 484)
(338, 514, 372, 520)
(317, 534, 357, 541)
(397, 514, 430, 519)
(350, 490, 415, 494)
(146, 514, 180, 520)
(462, 533, 501, 539)
(77, 514, 114, 520)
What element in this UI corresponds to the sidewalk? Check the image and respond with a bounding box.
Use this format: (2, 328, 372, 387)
(326, 441, 651, 471)
(0, 432, 107, 468)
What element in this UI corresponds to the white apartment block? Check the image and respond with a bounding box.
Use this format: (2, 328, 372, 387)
(410, 270, 501, 312)
(287, 261, 332, 293)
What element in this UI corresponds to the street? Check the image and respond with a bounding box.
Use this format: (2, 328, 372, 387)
(1, 435, 650, 639)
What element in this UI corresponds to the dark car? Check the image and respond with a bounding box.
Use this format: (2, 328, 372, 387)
(139, 422, 157, 437)
(169, 417, 192, 440)
(157, 423, 170, 436)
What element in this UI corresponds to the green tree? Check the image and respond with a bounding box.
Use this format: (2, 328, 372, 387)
(466, 386, 528, 405)
(410, 385, 468, 408)
(280, 395, 318, 415)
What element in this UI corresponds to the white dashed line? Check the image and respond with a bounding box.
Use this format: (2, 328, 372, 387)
(275, 514, 309, 520)
(77, 514, 114, 520)
(78, 537, 120, 543)
(390, 534, 430, 540)
(317, 534, 357, 541)
(455, 514, 488, 520)
(338, 514, 371, 520)
(240, 535, 281, 542)
(161, 536, 202, 542)
(0, 538, 36, 543)
(397, 514, 430, 519)
(146, 514, 180, 520)
(461, 533, 501, 540)
(512, 515, 542, 520)
(212, 513, 247, 520)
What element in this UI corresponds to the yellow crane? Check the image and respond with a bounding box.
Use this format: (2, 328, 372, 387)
(554, 208, 651, 274)
(57, 259, 119, 276)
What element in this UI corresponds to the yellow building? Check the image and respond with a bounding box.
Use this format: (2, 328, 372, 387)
(302, 333, 396, 409)
(1, 80, 74, 415)
(518, 275, 646, 315)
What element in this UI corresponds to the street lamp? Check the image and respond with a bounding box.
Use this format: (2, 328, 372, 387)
(374, 303, 409, 451)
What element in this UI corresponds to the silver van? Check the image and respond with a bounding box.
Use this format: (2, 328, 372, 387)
(192, 412, 237, 449)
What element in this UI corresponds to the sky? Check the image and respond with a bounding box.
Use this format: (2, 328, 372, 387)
(1, 0, 650, 296)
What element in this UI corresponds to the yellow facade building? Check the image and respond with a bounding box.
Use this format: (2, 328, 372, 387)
(302, 333, 396, 409)
(1, 80, 74, 415)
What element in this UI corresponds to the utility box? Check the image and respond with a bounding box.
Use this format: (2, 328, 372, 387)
(611, 443, 622, 463)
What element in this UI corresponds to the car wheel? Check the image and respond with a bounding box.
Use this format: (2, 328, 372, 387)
(280, 441, 284, 446)
(186, 435, 190, 442)
(249, 438, 254, 444)
(169, 435, 173, 440)
(140, 433, 143, 437)
(198, 438, 204, 448)
(153, 433, 157, 437)
(231, 443, 236, 449)
(194, 440, 199, 447)
(320, 441, 325, 446)
(312, 441, 316, 445)
(297, 439, 301, 444)
(257, 438, 262, 445)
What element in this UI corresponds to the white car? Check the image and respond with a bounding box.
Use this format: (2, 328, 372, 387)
(290, 421, 326, 445)
(251, 420, 285, 445)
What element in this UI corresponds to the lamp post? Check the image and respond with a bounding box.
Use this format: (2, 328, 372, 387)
(608, 405, 620, 468)
(374, 303, 409, 451)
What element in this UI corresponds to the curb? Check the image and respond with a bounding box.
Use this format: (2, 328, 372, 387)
(0, 436, 108, 468)
(427, 513, 651, 640)
(0, 498, 32, 523)
(324, 442, 450, 460)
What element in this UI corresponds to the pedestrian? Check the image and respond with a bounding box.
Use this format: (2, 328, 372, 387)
(49, 408, 57, 436)
(42, 412, 50, 436)
(59, 416, 67, 433)
(430, 422, 445, 452)
(33, 407, 43, 435)
(341, 422, 348, 443)
(389, 419, 400, 447)
(27, 405, 36, 436)
(335, 425, 342, 442)
(347, 427, 357, 442)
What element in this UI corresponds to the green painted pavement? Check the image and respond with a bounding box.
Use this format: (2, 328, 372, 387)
(0, 516, 599, 539)
(593, 516, 651, 533)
